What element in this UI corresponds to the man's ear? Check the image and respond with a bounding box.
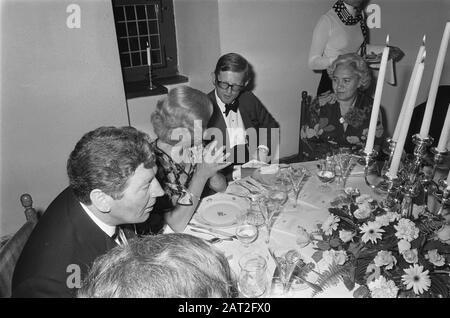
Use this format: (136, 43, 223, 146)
(211, 72, 216, 86)
(90, 189, 113, 213)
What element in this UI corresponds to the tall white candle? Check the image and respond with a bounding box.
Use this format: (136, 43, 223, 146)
(365, 35, 390, 154)
(437, 103, 450, 151)
(146, 41, 151, 66)
(447, 172, 450, 190)
(419, 22, 450, 138)
(392, 36, 426, 142)
(388, 53, 425, 178)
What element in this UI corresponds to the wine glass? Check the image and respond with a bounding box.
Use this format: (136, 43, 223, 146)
(238, 253, 268, 298)
(335, 147, 354, 188)
(268, 249, 302, 294)
(258, 189, 288, 244)
(316, 158, 336, 192)
(288, 166, 309, 208)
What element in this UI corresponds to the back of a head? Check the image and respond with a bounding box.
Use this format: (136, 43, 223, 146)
(67, 126, 155, 204)
(151, 85, 213, 145)
(77, 233, 238, 298)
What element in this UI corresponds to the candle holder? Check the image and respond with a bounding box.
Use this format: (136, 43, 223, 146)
(399, 182, 420, 219)
(383, 173, 402, 210)
(360, 149, 392, 193)
(380, 137, 396, 177)
(432, 180, 450, 216)
(409, 134, 434, 181)
(420, 147, 450, 208)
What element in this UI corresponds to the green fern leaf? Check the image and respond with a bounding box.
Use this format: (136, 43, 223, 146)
(312, 262, 352, 297)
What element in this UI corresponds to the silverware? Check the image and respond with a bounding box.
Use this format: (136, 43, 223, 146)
(189, 223, 237, 239)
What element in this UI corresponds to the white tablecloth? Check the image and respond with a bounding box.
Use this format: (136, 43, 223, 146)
(179, 161, 386, 298)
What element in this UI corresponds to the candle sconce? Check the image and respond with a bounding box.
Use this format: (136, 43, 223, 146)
(384, 174, 402, 210)
(410, 134, 434, 181)
(432, 179, 450, 215)
(380, 138, 396, 177)
(360, 149, 390, 192)
(419, 147, 450, 209)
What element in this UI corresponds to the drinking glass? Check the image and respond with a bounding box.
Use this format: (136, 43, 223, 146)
(334, 148, 353, 188)
(287, 166, 309, 208)
(316, 158, 336, 192)
(258, 189, 288, 244)
(269, 249, 301, 294)
(238, 253, 268, 298)
(235, 224, 258, 247)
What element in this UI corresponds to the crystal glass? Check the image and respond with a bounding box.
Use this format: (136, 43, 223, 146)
(269, 249, 301, 294)
(334, 148, 354, 188)
(235, 224, 258, 247)
(287, 166, 309, 208)
(258, 189, 288, 244)
(238, 253, 268, 298)
(316, 158, 336, 192)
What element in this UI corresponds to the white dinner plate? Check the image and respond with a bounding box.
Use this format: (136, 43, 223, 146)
(194, 193, 248, 228)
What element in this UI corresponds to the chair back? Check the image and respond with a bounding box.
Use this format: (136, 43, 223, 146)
(297, 91, 312, 162)
(279, 90, 312, 164)
(0, 194, 39, 298)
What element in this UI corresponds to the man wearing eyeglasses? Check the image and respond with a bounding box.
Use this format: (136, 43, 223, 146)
(206, 53, 279, 180)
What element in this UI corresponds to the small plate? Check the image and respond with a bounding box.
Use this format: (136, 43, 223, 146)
(195, 193, 247, 228)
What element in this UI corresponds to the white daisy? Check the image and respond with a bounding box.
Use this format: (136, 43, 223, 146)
(322, 215, 340, 236)
(402, 264, 431, 295)
(360, 221, 385, 244)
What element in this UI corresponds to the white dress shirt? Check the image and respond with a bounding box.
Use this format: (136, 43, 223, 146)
(215, 91, 247, 148)
(80, 201, 116, 237)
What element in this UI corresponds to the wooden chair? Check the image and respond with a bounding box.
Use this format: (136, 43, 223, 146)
(279, 91, 312, 164)
(0, 194, 39, 298)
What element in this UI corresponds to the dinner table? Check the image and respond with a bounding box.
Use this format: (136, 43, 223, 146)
(167, 159, 390, 298)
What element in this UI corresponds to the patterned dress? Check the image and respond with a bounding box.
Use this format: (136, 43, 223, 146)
(300, 90, 385, 160)
(135, 140, 197, 235)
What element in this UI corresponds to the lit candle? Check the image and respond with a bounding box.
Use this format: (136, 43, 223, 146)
(392, 35, 426, 142)
(365, 35, 390, 154)
(419, 22, 450, 138)
(388, 52, 425, 178)
(437, 103, 450, 151)
(146, 41, 151, 66)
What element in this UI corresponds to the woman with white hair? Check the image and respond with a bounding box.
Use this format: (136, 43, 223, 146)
(301, 53, 385, 160)
(140, 85, 231, 234)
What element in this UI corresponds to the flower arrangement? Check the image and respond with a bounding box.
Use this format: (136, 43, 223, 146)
(311, 191, 450, 298)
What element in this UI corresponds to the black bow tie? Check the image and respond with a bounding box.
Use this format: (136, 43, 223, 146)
(223, 101, 239, 116)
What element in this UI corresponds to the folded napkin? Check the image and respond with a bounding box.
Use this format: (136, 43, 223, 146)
(242, 159, 269, 169)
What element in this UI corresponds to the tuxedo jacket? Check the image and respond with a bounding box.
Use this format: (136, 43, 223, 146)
(12, 187, 117, 298)
(206, 90, 279, 157)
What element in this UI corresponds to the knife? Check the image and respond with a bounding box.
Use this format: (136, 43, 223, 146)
(188, 223, 236, 238)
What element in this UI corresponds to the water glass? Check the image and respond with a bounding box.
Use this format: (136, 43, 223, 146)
(235, 224, 258, 247)
(238, 253, 268, 298)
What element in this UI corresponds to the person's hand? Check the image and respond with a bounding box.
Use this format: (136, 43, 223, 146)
(318, 91, 337, 106)
(196, 140, 231, 179)
(388, 46, 405, 62)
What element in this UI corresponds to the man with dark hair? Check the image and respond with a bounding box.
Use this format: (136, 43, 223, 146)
(78, 233, 238, 298)
(206, 53, 280, 179)
(12, 126, 164, 297)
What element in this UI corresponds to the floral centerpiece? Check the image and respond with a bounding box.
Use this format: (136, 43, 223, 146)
(311, 191, 450, 298)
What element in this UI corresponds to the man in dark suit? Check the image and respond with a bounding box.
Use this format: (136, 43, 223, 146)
(12, 126, 164, 297)
(206, 53, 280, 179)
